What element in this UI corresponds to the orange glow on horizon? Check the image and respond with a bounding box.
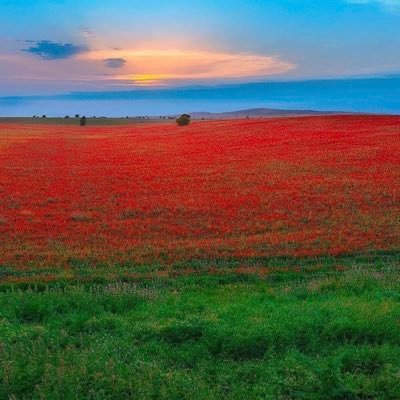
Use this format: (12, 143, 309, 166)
(81, 47, 295, 85)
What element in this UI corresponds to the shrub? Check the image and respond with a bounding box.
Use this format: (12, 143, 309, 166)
(80, 116, 87, 126)
(176, 114, 191, 126)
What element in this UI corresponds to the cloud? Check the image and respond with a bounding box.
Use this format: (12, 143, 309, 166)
(346, 0, 400, 11)
(103, 58, 127, 68)
(81, 28, 94, 38)
(22, 40, 89, 60)
(82, 48, 295, 85)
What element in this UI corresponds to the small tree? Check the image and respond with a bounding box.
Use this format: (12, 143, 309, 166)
(41, 115, 47, 119)
(176, 114, 191, 126)
(80, 116, 87, 126)
(75, 114, 80, 118)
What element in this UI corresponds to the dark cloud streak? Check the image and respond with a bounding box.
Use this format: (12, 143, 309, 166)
(103, 58, 127, 68)
(22, 40, 89, 60)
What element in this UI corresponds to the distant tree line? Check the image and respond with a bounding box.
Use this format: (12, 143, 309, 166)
(30, 113, 195, 127)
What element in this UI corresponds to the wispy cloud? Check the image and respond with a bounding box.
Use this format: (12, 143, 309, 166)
(81, 28, 95, 38)
(22, 40, 89, 60)
(346, 0, 400, 12)
(103, 58, 127, 68)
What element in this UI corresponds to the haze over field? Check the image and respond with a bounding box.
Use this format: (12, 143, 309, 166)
(1, 78, 400, 117)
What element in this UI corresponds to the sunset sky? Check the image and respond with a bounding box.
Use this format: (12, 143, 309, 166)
(1, 0, 400, 96)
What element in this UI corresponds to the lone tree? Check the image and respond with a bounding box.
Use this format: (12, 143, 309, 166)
(80, 116, 87, 126)
(75, 114, 80, 118)
(176, 114, 191, 126)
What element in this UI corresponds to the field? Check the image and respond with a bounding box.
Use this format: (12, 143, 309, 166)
(0, 116, 399, 398)
(0, 117, 171, 126)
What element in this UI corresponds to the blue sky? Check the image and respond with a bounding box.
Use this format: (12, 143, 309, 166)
(1, 0, 400, 95)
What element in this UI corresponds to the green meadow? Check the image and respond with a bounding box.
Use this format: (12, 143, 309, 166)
(1, 252, 399, 399)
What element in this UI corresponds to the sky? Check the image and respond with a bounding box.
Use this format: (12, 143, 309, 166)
(1, 0, 400, 97)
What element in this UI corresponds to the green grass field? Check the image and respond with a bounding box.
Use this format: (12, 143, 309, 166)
(1, 252, 400, 399)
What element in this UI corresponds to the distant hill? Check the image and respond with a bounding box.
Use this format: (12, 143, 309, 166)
(189, 108, 345, 120)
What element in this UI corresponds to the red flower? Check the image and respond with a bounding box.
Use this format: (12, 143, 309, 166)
(0, 115, 399, 270)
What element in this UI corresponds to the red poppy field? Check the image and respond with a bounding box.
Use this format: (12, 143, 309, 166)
(0, 116, 399, 280)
